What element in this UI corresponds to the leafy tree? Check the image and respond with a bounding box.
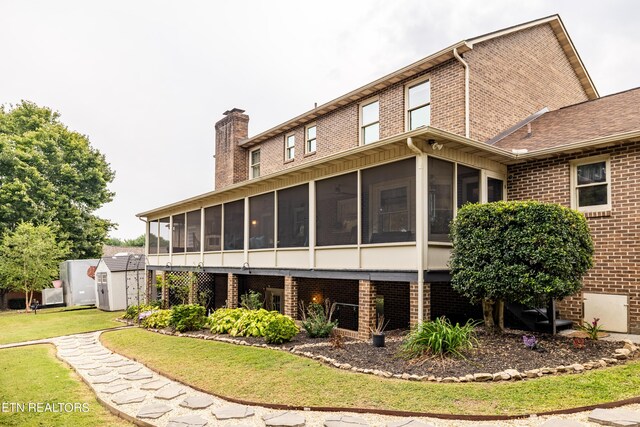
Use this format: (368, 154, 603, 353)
(450, 201, 594, 330)
(0, 223, 69, 311)
(0, 101, 115, 258)
(105, 234, 145, 247)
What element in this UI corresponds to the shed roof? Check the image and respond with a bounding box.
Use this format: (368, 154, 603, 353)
(98, 255, 146, 273)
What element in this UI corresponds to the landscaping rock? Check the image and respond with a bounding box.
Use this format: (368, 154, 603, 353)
(401, 373, 411, 380)
(111, 391, 147, 405)
(263, 411, 306, 427)
(571, 364, 585, 372)
(603, 358, 618, 364)
(525, 369, 541, 378)
(180, 395, 214, 409)
(588, 408, 640, 426)
(493, 372, 510, 381)
(324, 415, 369, 427)
(155, 385, 186, 400)
(473, 373, 493, 382)
(441, 377, 457, 383)
(504, 369, 522, 380)
(212, 404, 255, 420)
(166, 415, 208, 427)
(614, 349, 631, 360)
(100, 383, 132, 394)
(540, 418, 585, 427)
(136, 403, 173, 419)
(387, 419, 436, 427)
(140, 379, 169, 391)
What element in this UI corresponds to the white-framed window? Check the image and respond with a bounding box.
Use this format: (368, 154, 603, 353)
(249, 148, 260, 179)
(571, 156, 611, 212)
(360, 99, 379, 145)
(285, 134, 295, 161)
(305, 124, 316, 154)
(406, 78, 431, 130)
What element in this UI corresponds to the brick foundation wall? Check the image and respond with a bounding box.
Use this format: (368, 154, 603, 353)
(284, 276, 298, 319)
(508, 140, 640, 332)
(358, 280, 376, 340)
(466, 23, 589, 142)
(409, 282, 431, 327)
(296, 278, 360, 330)
(376, 281, 410, 330)
(227, 273, 238, 309)
(430, 282, 482, 323)
(213, 274, 227, 309)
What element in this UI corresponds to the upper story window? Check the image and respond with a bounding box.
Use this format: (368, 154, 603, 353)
(249, 148, 260, 179)
(306, 124, 317, 154)
(285, 134, 295, 161)
(407, 79, 431, 130)
(571, 156, 610, 212)
(360, 99, 379, 145)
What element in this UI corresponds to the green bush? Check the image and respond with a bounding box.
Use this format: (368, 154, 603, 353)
(264, 315, 299, 344)
(208, 307, 299, 343)
(450, 201, 594, 324)
(141, 310, 172, 329)
(300, 301, 337, 338)
(169, 304, 206, 332)
(400, 317, 478, 359)
(240, 290, 263, 310)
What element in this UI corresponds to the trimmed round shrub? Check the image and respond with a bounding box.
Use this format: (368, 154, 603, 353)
(264, 315, 299, 344)
(169, 304, 206, 332)
(450, 201, 594, 307)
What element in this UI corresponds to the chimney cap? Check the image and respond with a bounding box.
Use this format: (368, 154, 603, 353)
(223, 108, 245, 116)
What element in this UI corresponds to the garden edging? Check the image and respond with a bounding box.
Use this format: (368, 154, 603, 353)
(118, 319, 639, 383)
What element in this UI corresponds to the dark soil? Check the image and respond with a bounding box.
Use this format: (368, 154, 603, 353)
(177, 327, 331, 349)
(305, 328, 622, 377)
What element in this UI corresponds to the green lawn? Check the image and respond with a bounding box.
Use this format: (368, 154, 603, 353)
(0, 345, 131, 426)
(0, 307, 123, 345)
(101, 328, 640, 415)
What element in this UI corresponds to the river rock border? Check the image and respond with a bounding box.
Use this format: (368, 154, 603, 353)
(116, 319, 638, 383)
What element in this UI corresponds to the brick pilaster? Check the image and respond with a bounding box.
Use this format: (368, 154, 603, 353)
(160, 271, 168, 309)
(410, 281, 431, 327)
(284, 276, 298, 319)
(145, 269, 154, 304)
(358, 280, 376, 340)
(227, 273, 239, 308)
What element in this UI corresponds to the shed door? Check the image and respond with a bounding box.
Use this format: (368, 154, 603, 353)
(583, 292, 628, 333)
(97, 273, 109, 310)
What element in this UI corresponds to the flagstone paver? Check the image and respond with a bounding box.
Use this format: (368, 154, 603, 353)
(166, 415, 208, 427)
(87, 368, 112, 376)
(118, 365, 142, 375)
(212, 404, 255, 420)
(100, 383, 132, 394)
(180, 395, 214, 409)
(112, 390, 148, 405)
(137, 403, 173, 419)
(589, 409, 640, 426)
(91, 375, 119, 384)
(156, 385, 187, 400)
(106, 360, 134, 368)
(325, 415, 369, 427)
(141, 379, 169, 391)
(263, 411, 306, 427)
(124, 372, 153, 381)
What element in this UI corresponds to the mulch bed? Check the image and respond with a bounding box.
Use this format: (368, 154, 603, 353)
(300, 328, 621, 377)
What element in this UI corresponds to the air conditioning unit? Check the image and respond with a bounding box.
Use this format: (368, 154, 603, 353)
(43, 288, 64, 305)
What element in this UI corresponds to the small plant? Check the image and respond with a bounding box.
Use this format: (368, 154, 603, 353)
(141, 309, 172, 329)
(240, 290, 263, 310)
(523, 335, 538, 350)
(579, 317, 603, 340)
(573, 337, 586, 349)
(299, 299, 338, 338)
(264, 315, 299, 344)
(329, 330, 345, 349)
(399, 317, 478, 359)
(169, 304, 207, 332)
(370, 314, 390, 335)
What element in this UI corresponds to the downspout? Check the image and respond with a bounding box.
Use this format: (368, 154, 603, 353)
(406, 137, 425, 323)
(453, 47, 470, 138)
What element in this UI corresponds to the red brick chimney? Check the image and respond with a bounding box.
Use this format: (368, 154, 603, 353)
(214, 108, 249, 190)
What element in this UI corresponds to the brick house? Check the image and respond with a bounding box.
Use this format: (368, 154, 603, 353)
(138, 15, 640, 337)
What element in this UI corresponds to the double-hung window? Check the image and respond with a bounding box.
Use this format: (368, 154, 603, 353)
(285, 134, 295, 161)
(572, 156, 610, 212)
(360, 99, 379, 145)
(306, 124, 316, 154)
(249, 148, 260, 179)
(407, 79, 431, 130)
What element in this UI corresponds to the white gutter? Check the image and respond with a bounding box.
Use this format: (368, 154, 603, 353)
(406, 137, 425, 323)
(453, 47, 470, 138)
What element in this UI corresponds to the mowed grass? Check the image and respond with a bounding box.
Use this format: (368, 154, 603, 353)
(0, 345, 131, 426)
(0, 307, 123, 345)
(102, 328, 640, 415)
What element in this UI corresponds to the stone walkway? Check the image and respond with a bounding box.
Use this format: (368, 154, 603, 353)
(4, 330, 640, 427)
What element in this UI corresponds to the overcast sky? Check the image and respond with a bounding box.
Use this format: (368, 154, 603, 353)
(1, 0, 638, 239)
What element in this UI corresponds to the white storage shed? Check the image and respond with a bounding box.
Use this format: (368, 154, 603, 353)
(94, 255, 146, 311)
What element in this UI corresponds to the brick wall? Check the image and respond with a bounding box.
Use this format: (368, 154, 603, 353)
(213, 274, 227, 309)
(358, 280, 376, 340)
(466, 23, 588, 142)
(376, 281, 410, 330)
(409, 282, 431, 326)
(508, 140, 640, 332)
(296, 278, 359, 330)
